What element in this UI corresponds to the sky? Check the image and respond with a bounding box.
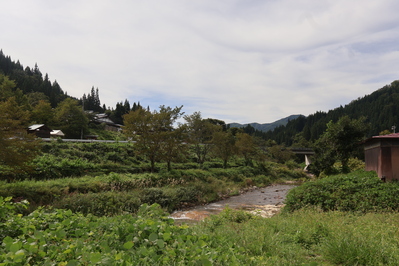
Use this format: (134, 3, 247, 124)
(1, 0, 399, 124)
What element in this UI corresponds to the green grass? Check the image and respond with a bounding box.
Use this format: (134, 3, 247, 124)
(192, 207, 399, 265)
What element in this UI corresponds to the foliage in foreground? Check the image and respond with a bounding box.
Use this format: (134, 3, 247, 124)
(284, 170, 399, 212)
(194, 207, 399, 265)
(3, 197, 399, 265)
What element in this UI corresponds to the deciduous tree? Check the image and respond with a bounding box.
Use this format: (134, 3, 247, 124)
(235, 133, 258, 166)
(124, 105, 184, 172)
(211, 130, 236, 168)
(55, 98, 88, 139)
(161, 125, 187, 171)
(31, 100, 54, 125)
(311, 115, 369, 175)
(184, 112, 220, 167)
(0, 97, 39, 181)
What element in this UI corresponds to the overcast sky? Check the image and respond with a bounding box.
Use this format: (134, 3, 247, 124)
(1, 0, 399, 124)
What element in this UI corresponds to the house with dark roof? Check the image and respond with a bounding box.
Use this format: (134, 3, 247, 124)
(364, 133, 399, 181)
(93, 113, 123, 132)
(27, 124, 52, 138)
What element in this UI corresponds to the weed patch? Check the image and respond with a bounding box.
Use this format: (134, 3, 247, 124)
(284, 170, 399, 212)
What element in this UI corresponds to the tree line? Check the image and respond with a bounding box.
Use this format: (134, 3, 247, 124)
(1, 50, 388, 178)
(123, 106, 281, 172)
(261, 80, 399, 146)
(0, 50, 143, 127)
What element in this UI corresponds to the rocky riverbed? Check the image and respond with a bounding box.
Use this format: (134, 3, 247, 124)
(170, 183, 296, 222)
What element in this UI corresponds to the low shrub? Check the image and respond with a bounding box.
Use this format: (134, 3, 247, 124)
(172, 162, 199, 170)
(332, 157, 365, 173)
(53, 191, 141, 216)
(250, 175, 272, 187)
(285, 159, 301, 170)
(203, 161, 224, 169)
(284, 170, 399, 212)
(173, 186, 202, 203)
(140, 188, 173, 209)
(0, 182, 66, 206)
(31, 154, 95, 179)
(180, 169, 213, 182)
(201, 207, 255, 232)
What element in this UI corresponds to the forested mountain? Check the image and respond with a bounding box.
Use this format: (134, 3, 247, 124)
(0, 50, 68, 107)
(264, 80, 399, 146)
(0, 50, 141, 125)
(229, 115, 302, 132)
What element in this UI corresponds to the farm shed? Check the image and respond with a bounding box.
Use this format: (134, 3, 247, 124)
(27, 124, 52, 138)
(50, 130, 65, 138)
(364, 133, 399, 181)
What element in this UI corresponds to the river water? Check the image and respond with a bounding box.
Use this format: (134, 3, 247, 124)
(169, 184, 296, 223)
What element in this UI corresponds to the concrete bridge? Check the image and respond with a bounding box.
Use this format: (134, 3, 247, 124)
(290, 148, 315, 170)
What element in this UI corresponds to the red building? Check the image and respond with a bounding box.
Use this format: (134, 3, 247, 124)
(364, 133, 399, 181)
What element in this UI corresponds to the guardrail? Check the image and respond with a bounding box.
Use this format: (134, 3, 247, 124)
(40, 138, 131, 143)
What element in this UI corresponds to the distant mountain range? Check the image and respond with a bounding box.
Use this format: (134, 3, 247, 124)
(228, 114, 303, 132)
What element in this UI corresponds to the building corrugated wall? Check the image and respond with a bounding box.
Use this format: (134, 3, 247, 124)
(364, 133, 399, 181)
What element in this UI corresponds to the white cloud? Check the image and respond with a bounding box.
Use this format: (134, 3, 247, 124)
(1, 0, 399, 124)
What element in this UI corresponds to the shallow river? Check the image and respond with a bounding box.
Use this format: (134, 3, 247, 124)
(170, 184, 296, 223)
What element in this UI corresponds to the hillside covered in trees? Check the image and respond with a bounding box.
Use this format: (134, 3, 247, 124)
(255, 80, 399, 146)
(0, 50, 142, 127)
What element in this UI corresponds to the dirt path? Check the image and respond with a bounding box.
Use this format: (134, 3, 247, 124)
(170, 183, 296, 222)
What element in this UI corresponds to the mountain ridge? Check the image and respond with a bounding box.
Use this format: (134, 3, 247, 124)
(228, 114, 303, 132)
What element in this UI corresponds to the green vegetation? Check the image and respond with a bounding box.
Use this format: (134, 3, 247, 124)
(310, 115, 369, 175)
(0, 77, 40, 180)
(0, 163, 303, 215)
(4, 50, 399, 265)
(284, 169, 399, 212)
(3, 50, 399, 265)
(261, 80, 399, 145)
(124, 105, 185, 172)
(3, 191, 399, 265)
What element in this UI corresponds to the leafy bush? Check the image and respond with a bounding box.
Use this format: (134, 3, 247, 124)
(250, 175, 272, 187)
(31, 154, 95, 179)
(0, 196, 28, 239)
(332, 157, 365, 173)
(202, 207, 255, 231)
(285, 159, 301, 170)
(140, 188, 173, 209)
(53, 191, 141, 216)
(284, 170, 399, 212)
